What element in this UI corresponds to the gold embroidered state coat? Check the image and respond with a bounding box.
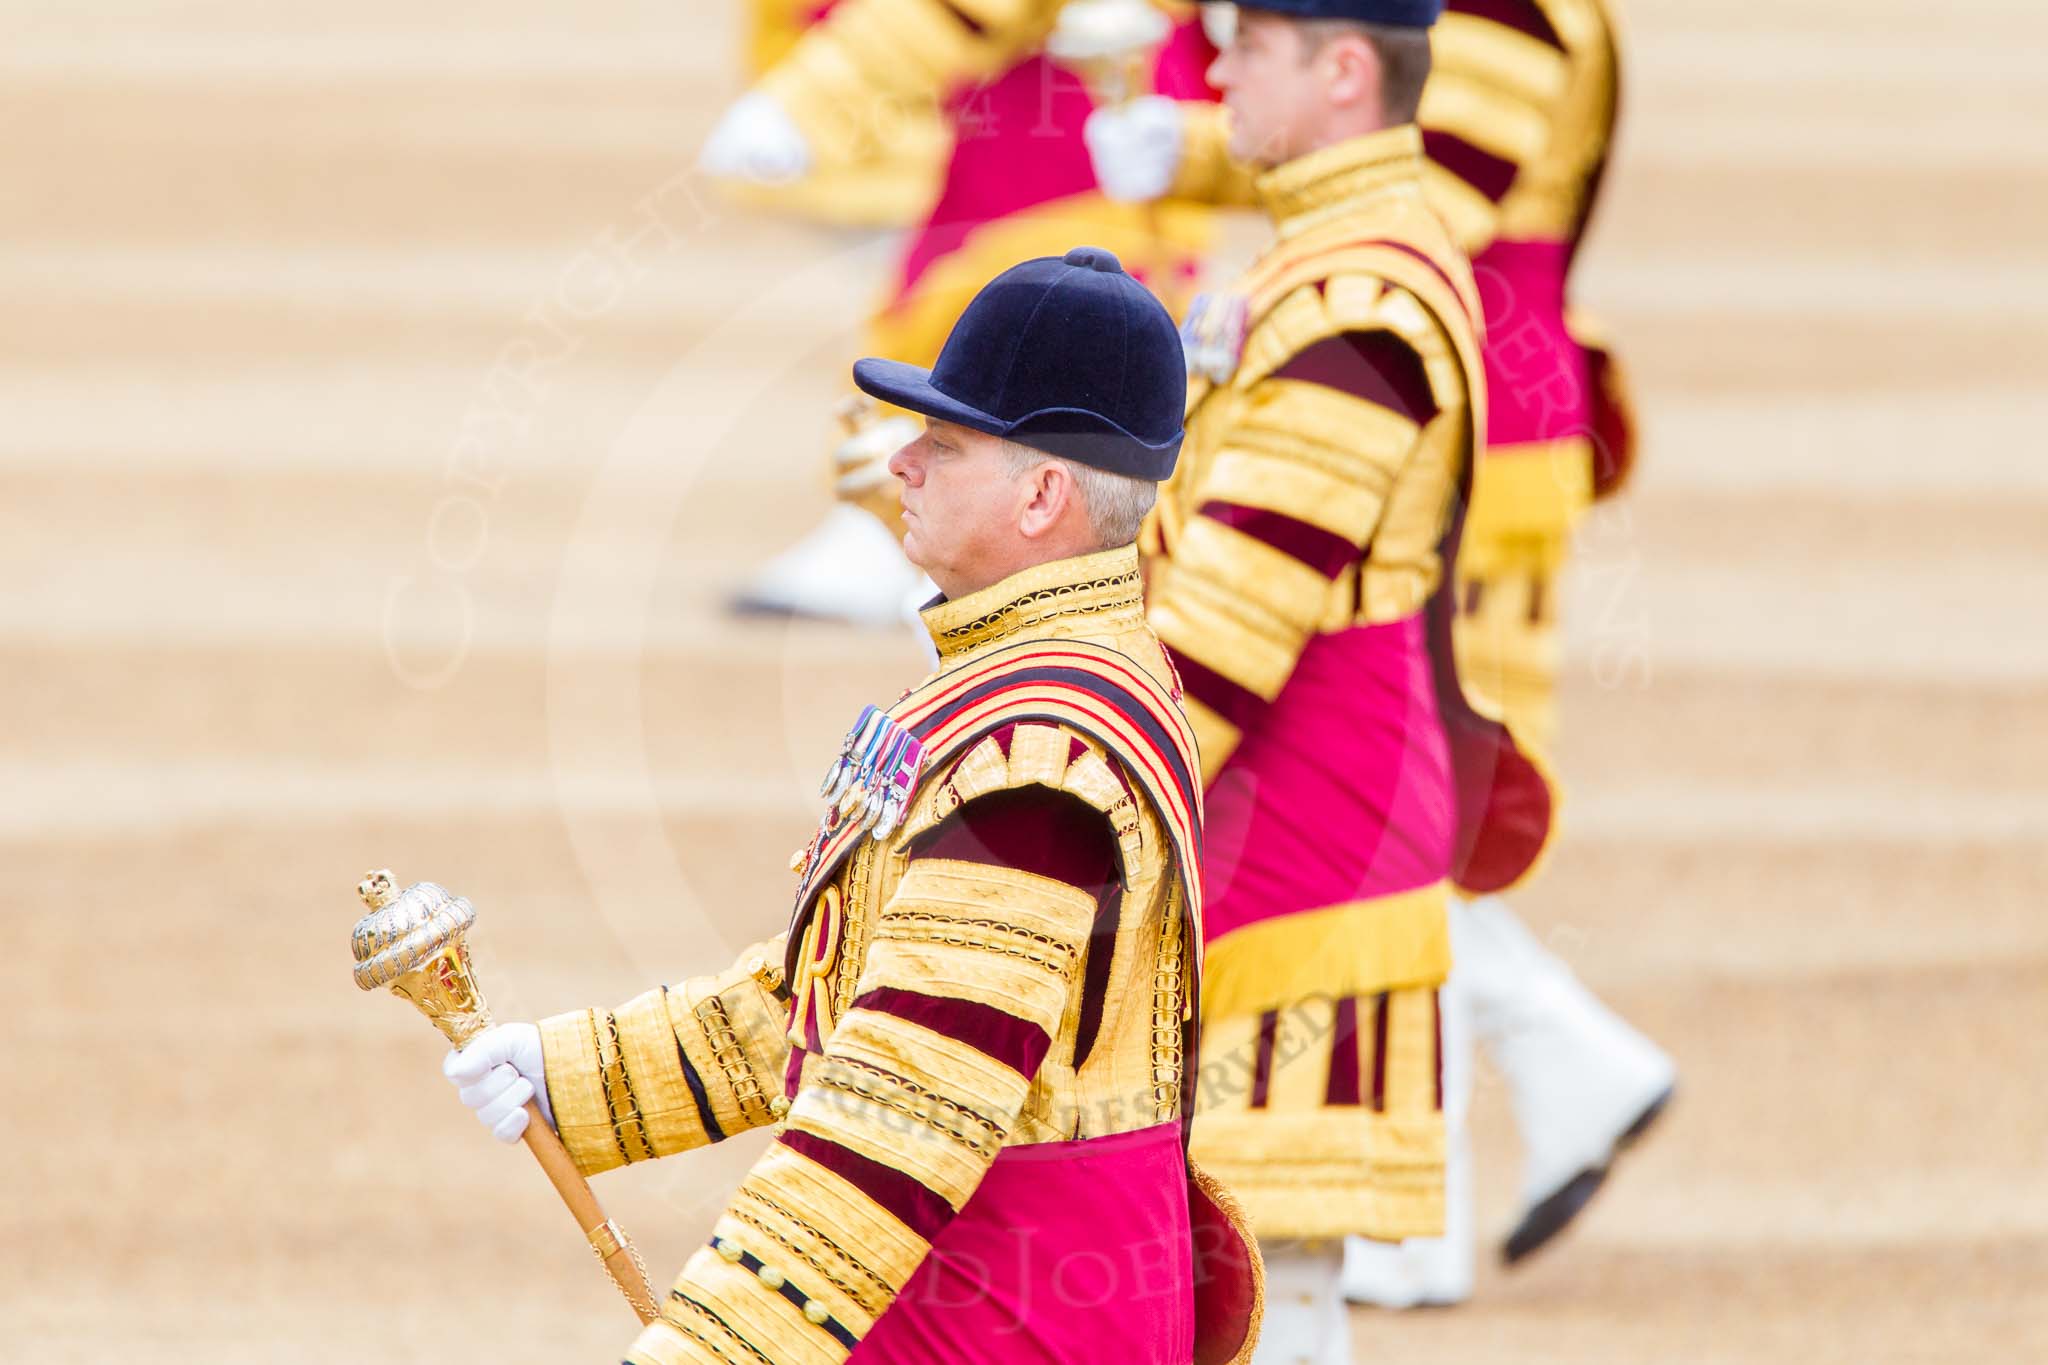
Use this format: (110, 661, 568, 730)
(537, 546, 1258, 1364)
(1144, 127, 1518, 1242)
(1422, 0, 1638, 749)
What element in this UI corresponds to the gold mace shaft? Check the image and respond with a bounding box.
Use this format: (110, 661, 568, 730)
(350, 870, 659, 1326)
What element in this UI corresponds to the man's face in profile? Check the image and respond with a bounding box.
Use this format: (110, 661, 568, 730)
(887, 418, 1030, 599)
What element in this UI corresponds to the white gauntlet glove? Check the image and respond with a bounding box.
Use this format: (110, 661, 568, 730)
(698, 91, 815, 184)
(1084, 96, 1187, 203)
(443, 1022, 553, 1144)
(833, 413, 920, 491)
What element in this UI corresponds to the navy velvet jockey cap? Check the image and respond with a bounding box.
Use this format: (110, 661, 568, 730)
(1230, 0, 1443, 25)
(852, 246, 1186, 481)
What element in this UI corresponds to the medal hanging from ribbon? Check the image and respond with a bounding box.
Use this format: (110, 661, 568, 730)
(817, 703, 925, 841)
(1179, 291, 1249, 385)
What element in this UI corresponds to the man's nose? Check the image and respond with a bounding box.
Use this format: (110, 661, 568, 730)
(887, 437, 922, 484)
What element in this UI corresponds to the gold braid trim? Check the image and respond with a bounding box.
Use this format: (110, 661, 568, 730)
(730, 1190, 895, 1319)
(928, 558, 1143, 658)
(694, 995, 774, 1127)
(1188, 1157, 1267, 1365)
(592, 1011, 654, 1165)
(814, 1054, 1006, 1158)
(1104, 788, 1143, 854)
(830, 843, 874, 1020)
(1151, 884, 1187, 1123)
(657, 1293, 771, 1365)
(874, 911, 1080, 977)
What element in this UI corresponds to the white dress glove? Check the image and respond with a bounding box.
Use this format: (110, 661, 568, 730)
(833, 413, 921, 480)
(443, 1021, 553, 1144)
(1084, 96, 1187, 203)
(698, 91, 815, 184)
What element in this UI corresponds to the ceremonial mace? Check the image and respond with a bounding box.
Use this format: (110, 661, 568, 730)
(832, 393, 915, 536)
(349, 869, 660, 1325)
(1047, 0, 1183, 310)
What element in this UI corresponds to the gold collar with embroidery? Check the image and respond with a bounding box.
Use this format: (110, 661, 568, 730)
(1256, 124, 1427, 240)
(920, 544, 1145, 664)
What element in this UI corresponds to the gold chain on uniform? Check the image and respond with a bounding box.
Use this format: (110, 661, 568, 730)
(585, 1216, 659, 1323)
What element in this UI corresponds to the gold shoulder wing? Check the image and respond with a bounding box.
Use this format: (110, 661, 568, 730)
(899, 722, 1145, 874)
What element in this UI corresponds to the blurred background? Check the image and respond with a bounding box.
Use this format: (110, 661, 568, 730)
(5, 0, 2045, 1360)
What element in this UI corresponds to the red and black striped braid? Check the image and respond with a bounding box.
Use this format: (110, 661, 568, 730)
(1246, 235, 1482, 339)
(793, 639, 1203, 922)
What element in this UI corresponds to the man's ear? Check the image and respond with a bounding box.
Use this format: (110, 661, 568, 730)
(1017, 459, 1073, 540)
(1325, 34, 1384, 113)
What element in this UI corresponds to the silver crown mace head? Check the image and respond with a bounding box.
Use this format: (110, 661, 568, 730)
(351, 873, 477, 990)
(1047, 0, 1170, 62)
(350, 869, 494, 1047)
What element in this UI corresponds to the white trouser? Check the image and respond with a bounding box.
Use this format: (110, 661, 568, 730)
(1345, 895, 1676, 1301)
(1457, 895, 1676, 1213)
(1253, 1240, 1350, 1365)
(1340, 956, 1476, 1306)
(731, 504, 920, 625)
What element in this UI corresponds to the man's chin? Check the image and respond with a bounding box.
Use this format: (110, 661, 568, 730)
(1223, 108, 1255, 164)
(1229, 132, 1275, 168)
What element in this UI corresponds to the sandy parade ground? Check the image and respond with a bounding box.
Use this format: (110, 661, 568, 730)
(3, 0, 2045, 1359)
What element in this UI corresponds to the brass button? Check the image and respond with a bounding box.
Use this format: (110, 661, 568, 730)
(756, 1264, 786, 1290)
(804, 1301, 831, 1325)
(769, 1095, 791, 1118)
(717, 1241, 743, 1264)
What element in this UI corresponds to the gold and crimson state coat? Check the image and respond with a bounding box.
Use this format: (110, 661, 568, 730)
(747, 0, 1211, 309)
(1149, 125, 1490, 786)
(1420, 0, 1623, 260)
(1421, 0, 1638, 748)
(1143, 125, 1555, 1240)
(539, 546, 1260, 1365)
